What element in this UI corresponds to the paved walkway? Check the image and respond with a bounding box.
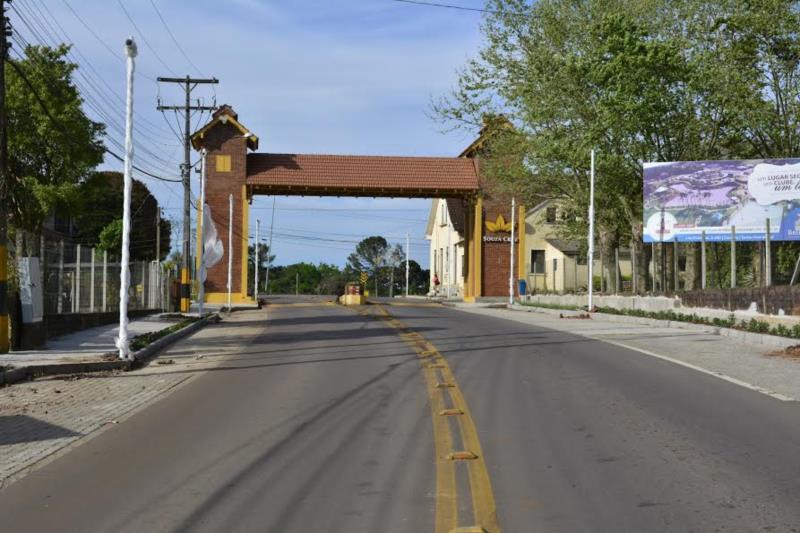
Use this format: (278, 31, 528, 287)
(459, 305, 800, 401)
(1, 316, 180, 368)
(0, 311, 264, 488)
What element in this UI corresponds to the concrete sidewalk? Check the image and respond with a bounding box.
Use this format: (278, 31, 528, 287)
(458, 305, 800, 402)
(1, 316, 182, 369)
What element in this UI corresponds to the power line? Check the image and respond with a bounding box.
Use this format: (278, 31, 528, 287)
(116, 0, 177, 76)
(149, 0, 204, 77)
(60, 0, 158, 83)
(6, 56, 182, 183)
(391, 0, 503, 14)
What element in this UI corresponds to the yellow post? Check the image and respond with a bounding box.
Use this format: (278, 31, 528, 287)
(473, 196, 483, 298)
(180, 267, 190, 313)
(517, 204, 526, 281)
(0, 243, 8, 352)
(240, 185, 250, 302)
(463, 203, 474, 300)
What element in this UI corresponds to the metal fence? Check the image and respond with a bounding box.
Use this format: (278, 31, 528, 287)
(15, 232, 169, 316)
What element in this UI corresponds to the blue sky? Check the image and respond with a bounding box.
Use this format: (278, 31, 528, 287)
(12, 0, 486, 268)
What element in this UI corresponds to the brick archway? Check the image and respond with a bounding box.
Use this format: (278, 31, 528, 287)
(190, 106, 524, 303)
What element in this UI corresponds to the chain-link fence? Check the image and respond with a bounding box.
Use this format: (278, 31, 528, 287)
(15, 231, 170, 317)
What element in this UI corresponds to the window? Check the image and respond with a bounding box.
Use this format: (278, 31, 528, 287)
(440, 202, 448, 225)
(545, 207, 557, 224)
(530, 250, 546, 274)
(216, 155, 232, 172)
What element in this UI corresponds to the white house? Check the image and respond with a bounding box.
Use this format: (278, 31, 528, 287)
(424, 198, 465, 297)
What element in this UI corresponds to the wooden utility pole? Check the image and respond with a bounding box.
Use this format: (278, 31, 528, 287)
(0, 0, 10, 352)
(156, 76, 217, 313)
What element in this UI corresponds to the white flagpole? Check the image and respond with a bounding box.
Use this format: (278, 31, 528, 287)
(227, 193, 233, 311)
(255, 219, 260, 300)
(405, 232, 410, 298)
(198, 148, 207, 317)
(509, 196, 516, 306)
(117, 37, 137, 360)
(588, 150, 596, 311)
(265, 196, 276, 295)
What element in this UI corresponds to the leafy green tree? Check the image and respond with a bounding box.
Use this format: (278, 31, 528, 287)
(346, 236, 390, 296)
(74, 171, 171, 261)
(6, 45, 105, 231)
(434, 0, 800, 291)
(247, 243, 276, 295)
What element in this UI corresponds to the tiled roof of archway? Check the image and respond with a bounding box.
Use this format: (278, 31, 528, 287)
(246, 153, 480, 197)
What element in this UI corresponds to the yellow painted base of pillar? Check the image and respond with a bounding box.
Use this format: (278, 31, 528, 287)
(339, 294, 366, 306)
(462, 296, 476, 303)
(203, 292, 257, 305)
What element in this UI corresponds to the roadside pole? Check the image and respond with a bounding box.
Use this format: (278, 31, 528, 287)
(295, 273, 299, 296)
(198, 149, 207, 317)
(588, 150, 596, 310)
(227, 193, 233, 311)
(117, 37, 137, 360)
(265, 196, 276, 295)
(509, 196, 516, 306)
(765, 218, 772, 286)
(701, 230, 707, 289)
(731, 225, 736, 288)
(405, 232, 410, 298)
(0, 0, 9, 353)
(254, 218, 260, 300)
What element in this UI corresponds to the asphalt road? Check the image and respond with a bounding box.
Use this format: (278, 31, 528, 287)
(1, 297, 799, 532)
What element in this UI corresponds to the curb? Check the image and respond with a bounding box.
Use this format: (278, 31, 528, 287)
(0, 313, 219, 387)
(509, 304, 798, 350)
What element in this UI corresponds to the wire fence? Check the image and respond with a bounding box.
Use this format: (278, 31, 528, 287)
(13, 231, 170, 317)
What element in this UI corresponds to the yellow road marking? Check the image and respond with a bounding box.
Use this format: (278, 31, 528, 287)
(367, 304, 501, 533)
(265, 302, 336, 308)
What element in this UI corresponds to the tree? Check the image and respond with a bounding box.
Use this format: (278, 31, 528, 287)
(434, 0, 800, 291)
(6, 45, 105, 231)
(247, 242, 275, 295)
(346, 236, 390, 296)
(73, 171, 171, 261)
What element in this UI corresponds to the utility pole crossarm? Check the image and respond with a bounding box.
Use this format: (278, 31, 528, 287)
(156, 75, 219, 313)
(157, 76, 218, 84)
(157, 105, 217, 111)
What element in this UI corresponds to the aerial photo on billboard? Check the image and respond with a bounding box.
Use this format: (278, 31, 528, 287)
(643, 158, 800, 243)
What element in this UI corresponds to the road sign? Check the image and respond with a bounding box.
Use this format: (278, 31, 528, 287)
(360, 272, 368, 285)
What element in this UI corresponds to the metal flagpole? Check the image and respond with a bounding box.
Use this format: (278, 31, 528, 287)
(227, 193, 233, 311)
(405, 232, 410, 298)
(117, 37, 137, 360)
(588, 150, 596, 311)
(198, 149, 207, 316)
(265, 197, 276, 295)
(254, 219, 260, 300)
(509, 196, 516, 306)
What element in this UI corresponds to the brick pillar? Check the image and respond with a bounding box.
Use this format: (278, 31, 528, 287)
(200, 122, 251, 303)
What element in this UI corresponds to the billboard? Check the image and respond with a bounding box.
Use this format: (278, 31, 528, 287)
(643, 158, 800, 243)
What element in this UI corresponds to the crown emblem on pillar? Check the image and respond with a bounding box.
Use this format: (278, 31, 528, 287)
(485, 214, 512, 233)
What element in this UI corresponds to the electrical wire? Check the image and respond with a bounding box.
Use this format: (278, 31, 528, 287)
(116, 0, 178, 76)
(149, 0, 204, 76)
(7, 55, 183, 184)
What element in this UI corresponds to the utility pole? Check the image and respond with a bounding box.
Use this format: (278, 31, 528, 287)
(254, 219, 260, 299)
(155, 208, 161, 309)
(265, 197, 276, 296)
(405, 232, 410, 298)
(156, 75, 218, 313)
(0, 0, 9, 353)
(117, 37, 137, 360)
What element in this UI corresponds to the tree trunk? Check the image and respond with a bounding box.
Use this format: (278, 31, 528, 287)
(630, 222, 647, 294)
(599, 230, 617, 293)
(684, 243, 702, 290)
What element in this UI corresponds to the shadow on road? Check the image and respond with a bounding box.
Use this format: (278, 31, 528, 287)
(0, 415, 81, 445)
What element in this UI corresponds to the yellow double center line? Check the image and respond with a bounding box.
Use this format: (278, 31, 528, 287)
(365, 305, 500, 533)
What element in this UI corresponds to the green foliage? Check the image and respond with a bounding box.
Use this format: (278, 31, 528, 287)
(6, 44, 105, 230)
(76, 172, 171, 260)
(436, 0, 800, 286)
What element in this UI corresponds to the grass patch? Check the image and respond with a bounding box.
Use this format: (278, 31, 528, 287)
(130, 317, 200, 352)
(517, 301, 582, 311)
(518, 302, 800, 340)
